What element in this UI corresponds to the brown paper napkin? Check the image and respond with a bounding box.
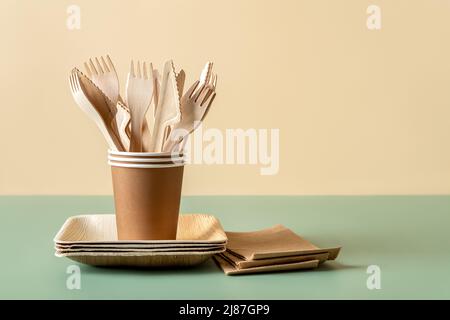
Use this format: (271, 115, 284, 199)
(214, 254, 319, 275)
(221, 250, 329, 269)
(226, 224, 341, 260)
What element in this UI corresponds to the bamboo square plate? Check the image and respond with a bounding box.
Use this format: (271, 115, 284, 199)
(56, 249, 226, 267)
(55, 242, 222, 249)
(54, 245, 224, 253)
(54, 214, 227, 267)
(54, 214, 227, 245)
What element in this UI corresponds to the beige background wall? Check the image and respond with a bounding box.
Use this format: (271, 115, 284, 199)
(1, 0, 450, 195)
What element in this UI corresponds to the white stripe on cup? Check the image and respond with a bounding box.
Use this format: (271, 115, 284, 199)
(108, 160, 185, 168)
(107, 155, 183, 163)
(108, 150, 183, 158)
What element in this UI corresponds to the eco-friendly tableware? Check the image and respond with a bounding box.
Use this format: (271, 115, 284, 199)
(150, 60, 181, 152)
(69, 69, 123, 151)
(126, 60, 154, 152)
(54, 214, 227, 244)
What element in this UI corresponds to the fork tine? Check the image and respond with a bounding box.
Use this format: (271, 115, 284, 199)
(74, 72, 81, 91)
(164, 125, 171, 142)
(84, 62, 92, 77)
(70, 72, 78, 92)
(149, 62, 154, 80)
(143, 61, 148, 79)
(106, 55, 116, 73)
(200, 62, 213, 84)
(130, 60, 135, 77)
(89, 59, 98, 75)
(151, 65, 159, 109)
(95, 57, 104, 74)
(207, 62, 214, 83)
(193, 84, 207, 102)
(201, 92, 216, 120)
(101, 56, 110, 72)
(137, 61, 142, 78)
(198, 87, 213, 105)
(201, 88, 214, 106)
(186, 80, 200, 99)
(69, 73, 74, 92)
(211, 74, 217, 88)
(70, 72, 75, 91)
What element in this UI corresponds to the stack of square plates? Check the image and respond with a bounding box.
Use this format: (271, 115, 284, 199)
(54, 214, 227, 267)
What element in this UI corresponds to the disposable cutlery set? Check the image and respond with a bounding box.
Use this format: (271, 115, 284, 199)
(69, 56, 217, 153)
(61, 55, 343, 274)
(62, 55, 222, 268)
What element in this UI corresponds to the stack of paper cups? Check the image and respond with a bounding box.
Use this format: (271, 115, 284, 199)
(108, 150, 185, 240)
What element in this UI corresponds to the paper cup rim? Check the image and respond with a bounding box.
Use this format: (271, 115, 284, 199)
(108, 150, 183, 157)
(107, 155, 183, 163)
(108, 160, 185, 169)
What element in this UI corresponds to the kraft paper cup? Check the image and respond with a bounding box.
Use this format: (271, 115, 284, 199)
(109, 151, 185, 240)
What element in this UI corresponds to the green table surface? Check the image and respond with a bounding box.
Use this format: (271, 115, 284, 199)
(0, 195, 449, 299)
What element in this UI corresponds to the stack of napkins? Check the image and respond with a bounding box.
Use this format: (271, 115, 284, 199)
(214, 225, 341, 275)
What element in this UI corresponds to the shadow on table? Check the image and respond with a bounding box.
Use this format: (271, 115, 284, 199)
(316, 261, 362, 272)
(79, 259, 220, 276)
(77, 256, 361, 276)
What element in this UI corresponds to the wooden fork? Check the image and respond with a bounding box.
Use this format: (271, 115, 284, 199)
(141, 68, 161, 151)
(150, 60, 181, 152)
(163, 78, 216, 152)
(84, 55, 120, 106)
(116, 101, 131, 151)
(83, 55, 130, 149)
(126, 60, 154, 152)
(69, 69, 123, 151)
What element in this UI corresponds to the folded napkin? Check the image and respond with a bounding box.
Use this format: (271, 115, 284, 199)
(221, 250, 329, 269)
(226, 224, 341, 260)
(214, 254, 319, 275)
(214, 225, 341, 275)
